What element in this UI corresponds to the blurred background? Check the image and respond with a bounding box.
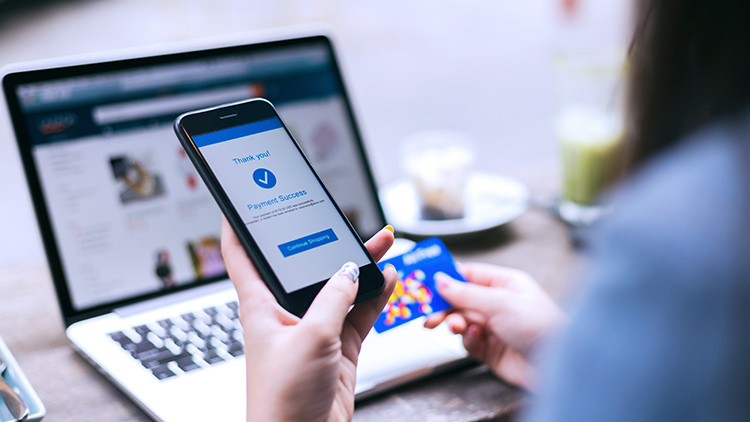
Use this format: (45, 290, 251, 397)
(0, 0, 631, 272)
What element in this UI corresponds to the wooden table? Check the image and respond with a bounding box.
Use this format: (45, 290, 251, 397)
(0, 206, 578, 422)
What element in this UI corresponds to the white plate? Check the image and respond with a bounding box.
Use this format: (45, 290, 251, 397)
(379, 171, 529, 237)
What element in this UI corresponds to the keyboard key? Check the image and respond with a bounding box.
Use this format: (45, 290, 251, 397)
(211, 326, 229, 342)
(194, 310, 212, 325)
(176, 356, 201, 372)
(186, 343, 202, 357)
(202, 350, 224, 365)
(164, 338, 182, 355)
(134, 324, 150, 337)
(173, 317, 190, 332)
(216, 348, 233, 361)
(218, 305, 235, 319)
(141, 349, 180, 369)
(227, 341, 244, 357)
(110, 331, 127, 341)
(147, 323, 167, 338)
(187, 331, 205, 348)
(110, 331, 137, 352)
(215, 313, 234, 331)
(152, 364, 176, 380)
(193, 320, 211, 337)
(169, 326, 188, 343)
(157, 319, 173, 329)
(146, 332, 164, 349)
(193, 329, 208, 341)
(210, 337, 227, 351)
(122, 328, 142, 344)
(131, 341, 160, 360)
(204, 339, 216, 351)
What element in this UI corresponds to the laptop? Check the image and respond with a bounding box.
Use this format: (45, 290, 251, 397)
(2, 31, 468, 421)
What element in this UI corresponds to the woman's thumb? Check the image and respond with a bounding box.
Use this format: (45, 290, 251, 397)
(435, 272, 503, 316)
(304, 262, 360, 329)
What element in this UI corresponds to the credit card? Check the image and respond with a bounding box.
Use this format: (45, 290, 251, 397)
(374, 237, 467, 333)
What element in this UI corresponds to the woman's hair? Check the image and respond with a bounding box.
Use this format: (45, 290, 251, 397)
(625, 0, 750, 171)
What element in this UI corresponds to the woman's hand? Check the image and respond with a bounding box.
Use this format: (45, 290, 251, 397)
(221, 218, 397, 422)
(424, 263, 568, 391)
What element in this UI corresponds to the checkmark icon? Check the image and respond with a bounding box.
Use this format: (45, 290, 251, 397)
(252, 168, 277, 189)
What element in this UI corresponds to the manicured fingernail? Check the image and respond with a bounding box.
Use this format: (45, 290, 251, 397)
(384, 225, 395, 234)
(435, 272, 451, 290)
(340, 262, 360, 282)
(385, 264, 396, 271)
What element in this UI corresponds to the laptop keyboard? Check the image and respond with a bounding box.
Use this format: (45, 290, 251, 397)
(109, 301, 243, 380)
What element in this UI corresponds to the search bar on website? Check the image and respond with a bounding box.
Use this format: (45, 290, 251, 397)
(92, 83, 262, 126)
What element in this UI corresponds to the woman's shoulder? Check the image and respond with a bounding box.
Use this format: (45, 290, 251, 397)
(527, 112, 750, 422)
(616, 110, 750, 226)
(591, 109, 750, 287)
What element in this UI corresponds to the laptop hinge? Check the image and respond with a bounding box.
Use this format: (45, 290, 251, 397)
(114, 279, 233, 318)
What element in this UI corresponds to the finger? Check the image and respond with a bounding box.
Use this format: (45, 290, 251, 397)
(220, 218, 283, 321)
(462, 324, 487, 362)
(302, 262, 361, 334)
(445, 313, 468, 334)
(460, 262, 529, 289)
(424, 310, 467, 333)
(425, 308, 486, 331)
(423, 310, 450, 329)
(345, 264, 398, 340)
(435, 272, 507, 317)
(221, 217, 261, 284)
(365, 226, 395, 262)
(449, 309, 488, 327)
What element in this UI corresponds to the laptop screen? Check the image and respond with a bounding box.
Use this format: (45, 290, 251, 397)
(4, 37, 385, 320)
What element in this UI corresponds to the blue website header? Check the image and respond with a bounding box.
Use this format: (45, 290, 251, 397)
(193, 117, 282, 147)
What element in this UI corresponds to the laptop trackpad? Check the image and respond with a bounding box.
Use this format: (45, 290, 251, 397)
(356, 321, 466, 394)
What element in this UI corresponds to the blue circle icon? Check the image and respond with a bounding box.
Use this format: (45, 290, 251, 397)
(252, 168, 277, 189)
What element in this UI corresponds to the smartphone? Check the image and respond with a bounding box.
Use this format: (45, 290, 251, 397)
(174, 98, 384, 316)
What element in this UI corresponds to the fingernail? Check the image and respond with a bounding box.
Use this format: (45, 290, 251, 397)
(385, 264, 396, 271)
(339, 262, 360, 282)
(384, 225, 395, 234)
(435, 272, 451, 291)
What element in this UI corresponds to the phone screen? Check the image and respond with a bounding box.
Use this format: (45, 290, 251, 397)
(193, 116, 370, 293)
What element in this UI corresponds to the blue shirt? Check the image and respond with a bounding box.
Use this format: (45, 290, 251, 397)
(524, 111, 750, 421)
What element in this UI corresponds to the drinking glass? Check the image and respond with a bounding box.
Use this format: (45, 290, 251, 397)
(554, 50, 625, 225)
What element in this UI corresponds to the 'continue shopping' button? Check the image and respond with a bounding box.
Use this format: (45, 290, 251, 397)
(278, 228, 339, 257)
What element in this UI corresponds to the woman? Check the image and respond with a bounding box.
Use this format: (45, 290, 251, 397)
(222, 0, 750, 420)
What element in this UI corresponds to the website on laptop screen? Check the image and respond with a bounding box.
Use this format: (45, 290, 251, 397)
(13, 42, 382, 311)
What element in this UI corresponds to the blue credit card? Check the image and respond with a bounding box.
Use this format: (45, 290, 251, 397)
(374, 237, 467, 333)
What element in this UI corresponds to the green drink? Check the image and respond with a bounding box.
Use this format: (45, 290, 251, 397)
(553, 50, 625, 225)
(558, 108, 623, 206)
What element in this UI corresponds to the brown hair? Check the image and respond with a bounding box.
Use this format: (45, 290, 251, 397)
(625, 0, 750, 171)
